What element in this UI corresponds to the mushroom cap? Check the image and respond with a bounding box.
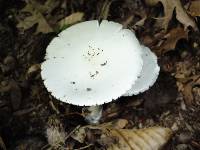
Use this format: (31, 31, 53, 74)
(41, 20, 143, 106)
(123, 46, 160, 96)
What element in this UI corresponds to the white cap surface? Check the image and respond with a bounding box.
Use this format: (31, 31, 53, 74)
(123, 46, 160, 96)
(41, 20, 143, 106)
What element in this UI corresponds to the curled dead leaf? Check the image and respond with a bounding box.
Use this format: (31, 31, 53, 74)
(174, 0, 197, 30)
(145, 0, 197, 30)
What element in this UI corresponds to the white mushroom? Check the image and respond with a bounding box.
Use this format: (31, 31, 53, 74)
(41, 20, 144, 106)
(123, 46, 160, 96)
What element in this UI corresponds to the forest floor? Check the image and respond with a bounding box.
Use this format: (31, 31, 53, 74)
(0, 0, 200, 149)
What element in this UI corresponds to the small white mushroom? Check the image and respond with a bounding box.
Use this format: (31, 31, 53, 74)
(41, 20, 144, 106)
(41, 20, 160, 107)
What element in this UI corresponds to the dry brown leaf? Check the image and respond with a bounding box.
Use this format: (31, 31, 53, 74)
(156, 27, 188, 55)
(145, 0, 197, 30)
(72, 125, 173, 150)
(57, 12, 84, 30)
(188, 0, 200, 16)
(17, 2, 53, 34)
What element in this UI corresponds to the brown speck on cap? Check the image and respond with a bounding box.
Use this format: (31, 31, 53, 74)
(86, 88, 92, 91)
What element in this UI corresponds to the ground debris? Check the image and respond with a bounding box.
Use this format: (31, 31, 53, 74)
(71, 124, 172, 150)
(0, 0, 200, 149)
(0, 79, 22, 111)
(188, 0, 200, 17)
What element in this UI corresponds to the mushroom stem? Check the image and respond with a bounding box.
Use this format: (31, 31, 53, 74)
(82, 105, 103, 124)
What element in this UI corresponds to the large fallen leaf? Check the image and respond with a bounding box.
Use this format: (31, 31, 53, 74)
(145, 0, 197, 30)
(72, 125, 173, 150)
(155, 27, 188, 55)
(57, 12, 84, 31)
(188, 0, 200, 17)
(17, 2, 53, 34)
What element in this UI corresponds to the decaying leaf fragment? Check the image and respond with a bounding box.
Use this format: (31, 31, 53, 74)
(72, 125, 173, 150)
(17, 2, 53, 34)
(145, 0, 197, 30)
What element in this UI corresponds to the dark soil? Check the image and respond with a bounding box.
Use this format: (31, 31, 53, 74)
(0, 0, 200, 150)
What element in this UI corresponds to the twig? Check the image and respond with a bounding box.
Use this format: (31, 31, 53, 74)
(49, 100, 60, 114)
(65, 125, 81, 140)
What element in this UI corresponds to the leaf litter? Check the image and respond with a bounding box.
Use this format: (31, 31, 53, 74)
(145, 0, 198, 31)
(0, 0, 200, 149)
